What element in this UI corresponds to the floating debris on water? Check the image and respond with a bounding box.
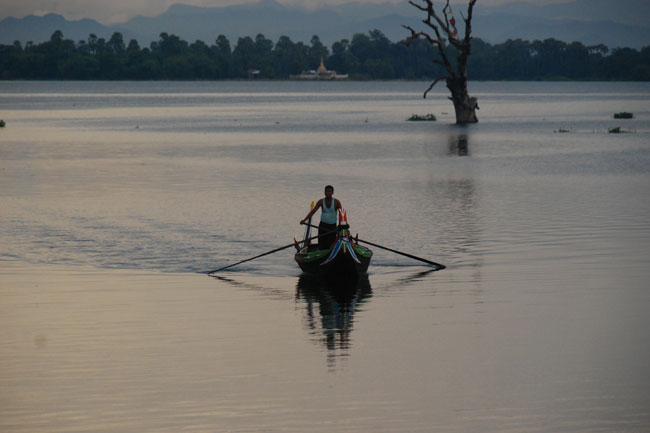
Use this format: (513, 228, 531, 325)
(407, 113, 437, 121)
(613, 112, 634, 119)
(608, 126, 633, 133)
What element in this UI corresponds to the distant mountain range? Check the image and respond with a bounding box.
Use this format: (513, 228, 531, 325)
(2, 0, 649, 49)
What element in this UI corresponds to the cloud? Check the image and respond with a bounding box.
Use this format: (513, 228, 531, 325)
(32, 9, 55, 17)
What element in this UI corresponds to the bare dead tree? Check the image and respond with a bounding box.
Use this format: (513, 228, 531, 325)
(404, 0, 479, 124)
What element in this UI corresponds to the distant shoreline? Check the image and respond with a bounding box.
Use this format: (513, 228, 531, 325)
(1, 30, 648, 82)
(2, 78, 649, 83)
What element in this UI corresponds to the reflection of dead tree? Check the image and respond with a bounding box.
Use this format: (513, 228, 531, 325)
(404, 0, 479, 124)
(449, 134, 469, 156)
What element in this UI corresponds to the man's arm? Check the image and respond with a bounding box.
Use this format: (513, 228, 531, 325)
(301, 199, 322, 223)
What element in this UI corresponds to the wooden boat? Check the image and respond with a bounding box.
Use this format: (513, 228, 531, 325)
(295, 240, 372, 281)
(295, 209, 372, 284)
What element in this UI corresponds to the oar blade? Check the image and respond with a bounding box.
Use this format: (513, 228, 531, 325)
(356, 238, 446, 270)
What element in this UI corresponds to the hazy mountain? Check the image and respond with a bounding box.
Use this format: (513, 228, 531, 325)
(484, 0, 650, 28)
(0, 13, 122, 45)
(117, 1, 348, 46)
(2, 0, 649, 49)
(471, 13, 650, 50)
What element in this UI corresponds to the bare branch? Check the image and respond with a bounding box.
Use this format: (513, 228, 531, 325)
(463, 0, 478, 44)
(403, 24, 439, 47)
(425, 0, 455, 40)
(408, 0, 428, 12)
(429, 26, 455, 77)
(407, 0, 457, 76)
(423, 76, 447, 99)
(455, 0, 477, 77)
(442, 0, 451, 31)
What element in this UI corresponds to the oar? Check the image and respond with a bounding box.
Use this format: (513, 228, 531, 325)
(300, 221, 445, 270)
(206, 230, 336, 275)
(355, 238, 445, 270)
(302, 201, 314, 249)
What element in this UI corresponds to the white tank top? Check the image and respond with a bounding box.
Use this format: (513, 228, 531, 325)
(321, 197, 337, 224)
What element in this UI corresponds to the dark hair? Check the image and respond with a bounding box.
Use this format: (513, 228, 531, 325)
(324, 185, 334, 192)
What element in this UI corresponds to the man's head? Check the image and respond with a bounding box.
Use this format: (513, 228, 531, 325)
(324, 185, 334, 197)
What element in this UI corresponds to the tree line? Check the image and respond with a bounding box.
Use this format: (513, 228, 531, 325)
(1, 29, 649, 81)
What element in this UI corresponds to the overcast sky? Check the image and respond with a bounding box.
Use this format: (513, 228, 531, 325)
(2, 0, 573, 24)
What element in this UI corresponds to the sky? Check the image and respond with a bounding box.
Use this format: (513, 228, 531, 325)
(2, 0, 572, 25)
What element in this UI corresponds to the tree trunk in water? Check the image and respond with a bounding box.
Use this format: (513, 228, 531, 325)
(447, 76, 478, 124)
(404, 0, 479, 125)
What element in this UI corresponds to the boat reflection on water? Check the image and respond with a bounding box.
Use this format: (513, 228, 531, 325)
(214, 268, 439, 370)
(295, 274, 372, 368)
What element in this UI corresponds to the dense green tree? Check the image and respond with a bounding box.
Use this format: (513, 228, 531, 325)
(0, 29, 648, 81)
(273, 35, 308, 77)
(601, 47, 644, 80)
(329, 39, 359, 76)
(211, 35, 231, 78)
(308, 35, 329, 67)
(0, 42, 20, 78)
(107, 32, 126, 54)
(349, 33, 374, 68)
(255, 34, 275, 77)
(231, 36, 256, 77)
(33, 31, 76, 78)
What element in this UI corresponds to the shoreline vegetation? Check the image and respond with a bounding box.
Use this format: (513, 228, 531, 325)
(1, 29, 649, 81)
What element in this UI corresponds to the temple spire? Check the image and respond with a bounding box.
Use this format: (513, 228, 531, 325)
(317, 56, 327, 75)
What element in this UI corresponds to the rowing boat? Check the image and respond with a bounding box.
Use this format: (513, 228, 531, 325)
(295, 239, 372, 281)
(295, 209, 372, 283)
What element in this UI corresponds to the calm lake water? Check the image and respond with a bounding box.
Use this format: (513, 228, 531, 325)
(1, 81, 649, 432)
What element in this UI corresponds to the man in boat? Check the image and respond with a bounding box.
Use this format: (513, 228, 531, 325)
(300, 185, 341, 250)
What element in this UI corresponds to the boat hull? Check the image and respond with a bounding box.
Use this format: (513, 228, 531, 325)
(295, 244, 372, 284)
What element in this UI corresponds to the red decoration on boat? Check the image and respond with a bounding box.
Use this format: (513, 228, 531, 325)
(338, 208, 349, 226)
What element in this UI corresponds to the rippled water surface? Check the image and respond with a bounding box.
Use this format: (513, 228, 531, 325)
(1, 81, 649, 432)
